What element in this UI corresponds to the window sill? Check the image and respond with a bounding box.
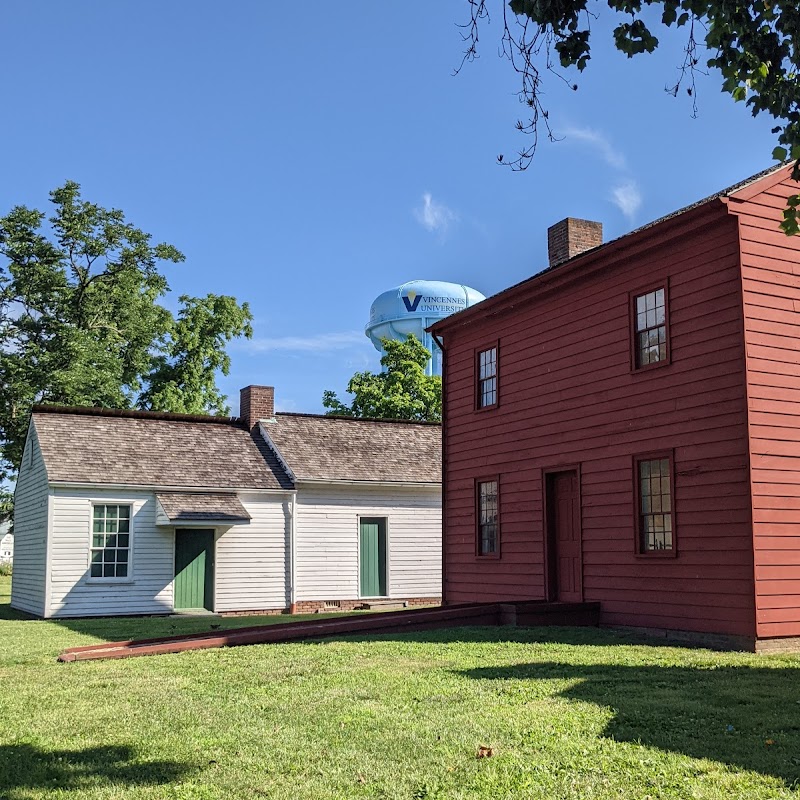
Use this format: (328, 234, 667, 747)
(475, 404, 498, 413)
(631, 359, 671, 375)
(475, 553, 501, 560)
(634, 551, 677, 559)
(85, 578, 135, 585)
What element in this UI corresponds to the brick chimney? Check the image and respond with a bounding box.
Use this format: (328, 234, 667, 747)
(240, 385, 274, 430)
(547, 218, 603, 268)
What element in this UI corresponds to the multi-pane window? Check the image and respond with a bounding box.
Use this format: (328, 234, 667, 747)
(90, 504, 131, 578)
(634, 288, 667, 367)
(638, 459, 673, 552)
(477, 480, 499, 556)
(477, 347, 497, 408)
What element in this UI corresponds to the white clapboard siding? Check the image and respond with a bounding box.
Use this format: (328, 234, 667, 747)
(48, 490, 173, 618)
(11, 425, 49, 616)
(295, 484, 442, 601)
(214, 493, 289, 612)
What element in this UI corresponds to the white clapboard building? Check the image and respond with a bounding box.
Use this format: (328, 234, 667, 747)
(0, 521, 12, 564)
(11, 386, 441, 618)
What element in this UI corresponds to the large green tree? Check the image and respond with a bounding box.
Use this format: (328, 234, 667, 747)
(138, 294, 253, 415)
(0, 181, 252, 489)
(459, 0, 800, 232)
(323, 335, 442, 422)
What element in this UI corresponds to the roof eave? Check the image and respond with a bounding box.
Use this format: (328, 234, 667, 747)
(157, 518, 251, 528)
(48, 480, 291, 494)
(294, 478, 441, 488)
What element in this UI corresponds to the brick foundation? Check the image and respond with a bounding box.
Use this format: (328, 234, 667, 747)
(219, 608, 285, 618)
(604, 626, 800, 654)
(606, 625, 755, 652)
(754, 636, 800, 654)
(219, 597, 441, 617)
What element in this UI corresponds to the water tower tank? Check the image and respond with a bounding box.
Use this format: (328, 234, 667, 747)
(366, 280, 486, 376)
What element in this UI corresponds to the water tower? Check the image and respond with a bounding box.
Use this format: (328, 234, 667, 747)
(366, 280, 486, 376)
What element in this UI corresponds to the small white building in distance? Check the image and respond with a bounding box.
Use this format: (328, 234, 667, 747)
(0, 520, 12, 564)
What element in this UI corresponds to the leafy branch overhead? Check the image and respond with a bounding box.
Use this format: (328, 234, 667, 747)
(0, 182, 253, 482)
(322, 335, 442, 422)
(458, 0, 800, 233)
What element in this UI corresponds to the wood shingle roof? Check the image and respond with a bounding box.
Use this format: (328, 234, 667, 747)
(261, 413, 442, 484)
(155, 492, 251, 522)
(32, 407, 290, 490)
(30, 406, 442, 490)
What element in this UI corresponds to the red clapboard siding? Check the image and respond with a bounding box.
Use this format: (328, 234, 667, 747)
(756, 621, 800, 638)
(437, 195, 757, 638)
(437, 165, 800, 643)
(722, 168, 800, 640)
(755, 593, 800, 609)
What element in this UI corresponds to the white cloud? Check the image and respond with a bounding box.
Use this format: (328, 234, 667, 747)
(413, 193, 458, 235)
(240, 331, 367, 354)
(611, 181, 643, 221)
(562, 126, 627, 170)
(561, 125, 643, 222)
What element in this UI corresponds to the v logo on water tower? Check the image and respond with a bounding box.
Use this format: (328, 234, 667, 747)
(402, 291, 422, 312)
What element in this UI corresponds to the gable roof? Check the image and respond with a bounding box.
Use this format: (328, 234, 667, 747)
(430, 163, 793, 334)
(261, 413, 442, 484)
(31, 406, 291, 490)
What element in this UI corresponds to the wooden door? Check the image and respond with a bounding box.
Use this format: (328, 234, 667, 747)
(174, 530, 215, 611)
(359, 518, 387, 597)
(546, 471, 582, 602)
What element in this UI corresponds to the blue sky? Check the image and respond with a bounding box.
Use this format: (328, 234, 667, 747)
(2, 2, 777, 414)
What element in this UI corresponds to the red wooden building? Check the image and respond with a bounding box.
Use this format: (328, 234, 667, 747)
(430, 164, 800, 651)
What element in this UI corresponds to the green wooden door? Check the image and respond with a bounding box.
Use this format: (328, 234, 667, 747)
(359, 518, 387, 597)
(174, 530, 215, 611)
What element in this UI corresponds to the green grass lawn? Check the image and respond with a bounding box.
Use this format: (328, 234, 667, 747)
(3, 574, 800, 799)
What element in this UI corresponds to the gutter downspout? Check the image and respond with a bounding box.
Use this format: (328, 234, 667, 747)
(430, 330, 447, 606)
(288, 491, 298, 614)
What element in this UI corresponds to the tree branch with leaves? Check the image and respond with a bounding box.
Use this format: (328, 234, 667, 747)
(457, 0, 800, 233)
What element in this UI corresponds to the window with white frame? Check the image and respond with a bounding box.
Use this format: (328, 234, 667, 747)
(90, 504, 131, 578)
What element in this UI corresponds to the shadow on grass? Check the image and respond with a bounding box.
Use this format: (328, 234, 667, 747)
(48, 611, 371, 644)
(461, 660, 800, 785)
(0, 743, 192, 794)
(49, 618, 736, 655)
(292, 625, 700, 651)
(51, 620, 614, 652)
(0, 603, 33, 621)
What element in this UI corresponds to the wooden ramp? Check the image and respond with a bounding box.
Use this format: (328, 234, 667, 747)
(57, 601, 600, 662)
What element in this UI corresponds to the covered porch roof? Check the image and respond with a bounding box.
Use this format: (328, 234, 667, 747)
(155, 492, 251, 527)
